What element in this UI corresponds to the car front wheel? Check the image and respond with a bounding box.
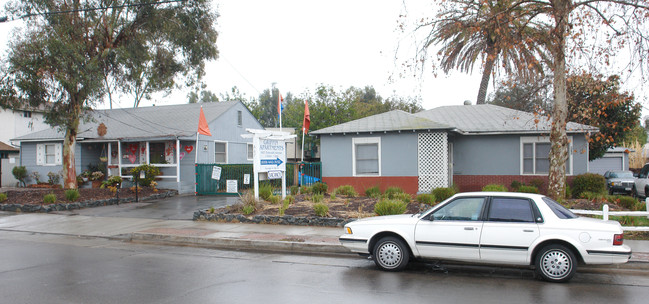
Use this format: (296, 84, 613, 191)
(535, 244, 577, 283)
(373, 236, 410, 271)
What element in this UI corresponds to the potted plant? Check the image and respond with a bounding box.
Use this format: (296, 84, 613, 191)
(90, 171, 105, 188)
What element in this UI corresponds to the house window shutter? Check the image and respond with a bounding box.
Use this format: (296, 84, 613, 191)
(37, 144, 44, 165)
(55, 144, 62, 165)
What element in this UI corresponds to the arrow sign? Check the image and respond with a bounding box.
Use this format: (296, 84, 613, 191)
(260, 157, 283, 167)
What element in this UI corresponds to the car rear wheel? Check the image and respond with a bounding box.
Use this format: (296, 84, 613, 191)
(373, 236, 410, 271)
(535, 244, 576, 283)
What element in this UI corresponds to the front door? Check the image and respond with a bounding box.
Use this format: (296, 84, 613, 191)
(414, 197, 486, 262)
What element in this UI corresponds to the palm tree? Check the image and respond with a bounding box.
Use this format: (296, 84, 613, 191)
(421, 0, 547, 104)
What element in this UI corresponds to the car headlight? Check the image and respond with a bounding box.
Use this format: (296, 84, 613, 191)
(345, 227, 353, 234)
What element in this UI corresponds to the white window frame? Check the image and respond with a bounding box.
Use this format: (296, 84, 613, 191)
(247, 143, 253, 161)
(214, 141, 228, 164)
(520, 136, 573, 175)
(37, 143, 62, 166)
(237, 110, 243, 127)
(352, 137, 381, 177)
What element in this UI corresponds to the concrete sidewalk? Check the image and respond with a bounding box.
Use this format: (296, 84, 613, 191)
(0, 211, 647, 270)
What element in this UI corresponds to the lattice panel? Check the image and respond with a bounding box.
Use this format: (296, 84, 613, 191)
(418, 132, 448, 192)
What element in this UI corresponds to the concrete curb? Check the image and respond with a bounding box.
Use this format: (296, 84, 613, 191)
(125, 233, 353, 256)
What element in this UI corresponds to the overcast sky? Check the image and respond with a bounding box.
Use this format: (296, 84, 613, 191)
(1, 0, 645, 115)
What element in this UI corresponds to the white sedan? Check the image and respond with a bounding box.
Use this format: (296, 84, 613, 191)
(340, 192, 632, 282)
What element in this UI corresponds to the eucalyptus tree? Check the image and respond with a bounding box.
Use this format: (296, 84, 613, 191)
(0, 0, 218, 188)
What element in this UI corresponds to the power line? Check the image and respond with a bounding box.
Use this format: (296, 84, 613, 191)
(0, 0, 186, 23)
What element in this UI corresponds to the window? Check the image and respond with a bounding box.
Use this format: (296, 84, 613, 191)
(521, 137, 572, 175)
(237, 111, 243, 126)
(37, 143, 61, 166)
(488, 198, 535, 222)
(431, 197, 485, 221)
(149, 142, 176, 164)
(247, 143, 253, 160)
(214, 141, 227, 163)
(542, 197, 577, 219)
(23, 111, 32, 118)
(352, 137, 380, 176)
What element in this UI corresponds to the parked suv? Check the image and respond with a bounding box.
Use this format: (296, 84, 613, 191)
(633, 163, 649, 197)
(603, 170, 635, 195)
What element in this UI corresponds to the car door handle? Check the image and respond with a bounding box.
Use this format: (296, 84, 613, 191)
(523, 229, 534, 233)
(464, 227, 476, 231)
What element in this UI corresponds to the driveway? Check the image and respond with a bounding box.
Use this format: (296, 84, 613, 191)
(52, 194, 239, 220)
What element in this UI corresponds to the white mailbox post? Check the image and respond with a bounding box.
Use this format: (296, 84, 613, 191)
(242, 129, 296, 200)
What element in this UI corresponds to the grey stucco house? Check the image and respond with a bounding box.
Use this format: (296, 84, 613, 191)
(312, 104, 596, 194)
(13, 101, 263, 194)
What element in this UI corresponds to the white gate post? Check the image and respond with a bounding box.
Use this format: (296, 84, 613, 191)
(603, 204, 609, 221)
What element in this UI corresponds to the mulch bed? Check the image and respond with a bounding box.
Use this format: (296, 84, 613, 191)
(1, 187, 158, 205)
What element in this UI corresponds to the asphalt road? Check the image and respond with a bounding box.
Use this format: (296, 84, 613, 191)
(1, 231, 648, 304)
(52, 194, 238, 220)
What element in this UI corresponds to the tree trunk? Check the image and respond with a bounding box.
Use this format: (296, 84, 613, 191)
(547, 1, 571, 200)
(63, 104, 81, 189)
(476, 55, 495, 104)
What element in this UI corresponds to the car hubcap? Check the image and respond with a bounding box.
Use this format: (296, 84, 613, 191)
(541, 250, 571, 279)
(378, 242, 402, 268)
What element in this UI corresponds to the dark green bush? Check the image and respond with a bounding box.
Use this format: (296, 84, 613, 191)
(510, 180, 522, 191)
(517, 185, 539, 194)
(310, 182, 328, 195)
(130, 164, 161, 187)
(43, 193, 57, 204)
(571, 173, 606, 198)
(616, 196, 639, 210)
(529, 178, 545, 189)
(12, 166, 28, 187)
(365, 186, 381, 198)
(65, 189, 80, 202)
(374, 199, 407, 216)
(416, 193, 435, 205)
(432, 187, 456, 202)
(482, 184, 507, 192)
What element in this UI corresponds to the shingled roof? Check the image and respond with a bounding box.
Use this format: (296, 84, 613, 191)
(312, 104, 596, 135)
(13, 101, 240, 142)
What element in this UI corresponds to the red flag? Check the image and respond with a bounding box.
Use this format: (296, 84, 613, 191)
(277, 92, 284, 116)
(197, 106, 212, 136)
(303, 100, 310, 133)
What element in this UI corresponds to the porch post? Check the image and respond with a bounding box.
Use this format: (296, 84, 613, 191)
(176, 139, 180, 183)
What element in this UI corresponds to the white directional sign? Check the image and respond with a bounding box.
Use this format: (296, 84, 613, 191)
(257, 139, 286, 172)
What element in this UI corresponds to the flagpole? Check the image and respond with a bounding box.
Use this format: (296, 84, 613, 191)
(195, 132, 199, 164)
(301, 128, 305, 162)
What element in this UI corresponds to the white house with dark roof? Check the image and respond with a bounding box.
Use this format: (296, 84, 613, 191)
(13, 101, 263, 193)
(312, 104, 597, 194)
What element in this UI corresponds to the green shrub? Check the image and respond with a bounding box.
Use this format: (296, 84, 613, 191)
(312, 193, 324, 203)
(571, 173, 606, 198)
(517, 185, 539, 194)
(311, 182, 328, 195)
(313, 203, 329, 217)
(43, 193, 57, 204)
(565, 185, 572, 199)
(365, 186, 381, 198)
(101, 175, 123, 188)
(416, 193, 435, 205)
(290, 185, 299, 196)
(374, 199, 407, 216)
(333, 185, 358, 197)
(482, 184, 507, 192)
(242, 205, 255, 215)
(12, 166, 28, 187)
(268, 195, 280, 204)
(529, 178, 545, 189)
(616, 196, 639, 210)
(284, 195, 295, 204)
(0, 193, 7, 202)
(510, 180, 523, 191)
(129, 164, 161, 187)
(300, 185, 310, 194)
(383, 187, 405, 199)
(432, 187, 456, 202)
(637, 201, 647, 212)
(64, 189, 80, 202)
(259, 183, 273, 201)
(392, 192, 412, 203)
(579, 191, 606, 201)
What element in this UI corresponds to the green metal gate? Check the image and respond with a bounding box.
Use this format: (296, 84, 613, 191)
(195, 162, 321, 195)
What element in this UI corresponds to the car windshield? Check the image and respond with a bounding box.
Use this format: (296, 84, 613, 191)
(610, 172, 634, 178)
(542, 197, 578, 219)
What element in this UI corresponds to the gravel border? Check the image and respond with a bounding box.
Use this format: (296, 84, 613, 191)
(193, 210, 356, 227)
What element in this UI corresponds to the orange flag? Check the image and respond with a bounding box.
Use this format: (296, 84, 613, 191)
(303, 100, 310, 133)
(197, 106, 212, 136)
